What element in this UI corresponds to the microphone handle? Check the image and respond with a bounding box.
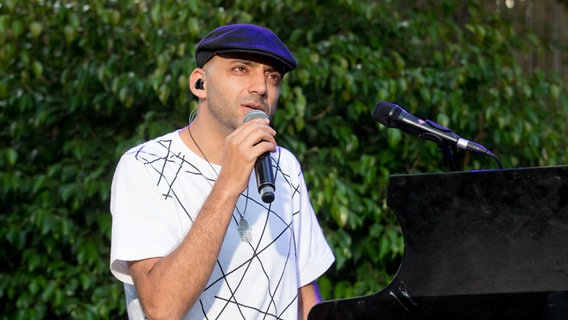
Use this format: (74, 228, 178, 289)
(255, 152, 275, 203)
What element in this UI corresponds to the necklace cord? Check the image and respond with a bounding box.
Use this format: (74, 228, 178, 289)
(188, 125, 219, 176)
(187, 125, 249, 218)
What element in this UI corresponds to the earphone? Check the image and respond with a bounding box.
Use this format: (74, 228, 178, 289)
(194, 79, 204, 90)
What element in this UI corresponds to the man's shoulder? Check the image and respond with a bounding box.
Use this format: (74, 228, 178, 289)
(273, 146, 304, 175)
(113, 131, 184, 182)
(274, 146, 299, 162)
(122, 131, 180, 160)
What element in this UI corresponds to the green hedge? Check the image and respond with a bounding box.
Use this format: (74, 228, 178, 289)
(1, 0, 566, 318)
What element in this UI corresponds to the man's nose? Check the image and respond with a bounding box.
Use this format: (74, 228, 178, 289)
(248, 71, 267, 97)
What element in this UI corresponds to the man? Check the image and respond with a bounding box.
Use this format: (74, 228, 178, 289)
(110, 24, 335, 319)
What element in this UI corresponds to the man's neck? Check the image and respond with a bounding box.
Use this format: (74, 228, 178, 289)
(179, 116, 227, 165)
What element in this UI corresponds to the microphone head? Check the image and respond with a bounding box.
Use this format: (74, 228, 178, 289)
(243, 110, 269, 123)
(373, 101, 404, 128)
(372, 101, 398, 126)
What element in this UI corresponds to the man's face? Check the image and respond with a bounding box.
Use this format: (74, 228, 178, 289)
(201, 53, 283, 130)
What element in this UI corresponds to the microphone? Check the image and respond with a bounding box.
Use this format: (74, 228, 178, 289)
(243, 110, 275, 203)
(372, 101, 496, 157)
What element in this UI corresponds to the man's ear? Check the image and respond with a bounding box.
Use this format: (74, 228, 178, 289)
(189, 68, 206, 98)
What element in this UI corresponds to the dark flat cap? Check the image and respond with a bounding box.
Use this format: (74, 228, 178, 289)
(195, 24, 297, 74)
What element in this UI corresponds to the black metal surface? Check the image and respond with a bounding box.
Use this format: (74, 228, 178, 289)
(309, 166, 568, 319)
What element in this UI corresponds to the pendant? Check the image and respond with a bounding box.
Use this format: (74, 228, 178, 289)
(237, 216, 252, 243)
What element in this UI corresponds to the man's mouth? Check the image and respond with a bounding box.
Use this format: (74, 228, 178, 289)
(242, 103, 265, 112)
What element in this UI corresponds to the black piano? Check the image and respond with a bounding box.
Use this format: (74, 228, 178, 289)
(309, 165, 568, 319)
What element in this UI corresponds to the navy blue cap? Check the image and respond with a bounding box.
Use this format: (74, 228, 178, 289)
(195, 24, 297, 74)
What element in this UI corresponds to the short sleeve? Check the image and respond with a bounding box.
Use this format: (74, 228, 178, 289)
(109, 154, 185, 284)
(293, 163, 335, 287)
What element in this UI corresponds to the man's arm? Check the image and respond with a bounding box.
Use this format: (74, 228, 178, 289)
(127, 120, 276, 319)
(298, 281, 323, 320)
(128, 179, 240, 319)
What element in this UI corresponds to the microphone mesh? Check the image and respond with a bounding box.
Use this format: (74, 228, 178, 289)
(372, 101, 397, 126)
(243, 110, 269, 122)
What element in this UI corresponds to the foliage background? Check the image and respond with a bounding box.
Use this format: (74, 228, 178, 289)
(1, 0, 567, 318)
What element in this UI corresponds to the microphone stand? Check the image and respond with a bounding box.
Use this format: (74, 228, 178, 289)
(436, 141, 503, 171)
(437, 143, 458, 171)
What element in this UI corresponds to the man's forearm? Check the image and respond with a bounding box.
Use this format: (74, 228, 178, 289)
(129, 181, 241, 319)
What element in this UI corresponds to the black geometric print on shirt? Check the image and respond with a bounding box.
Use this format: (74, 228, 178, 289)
(132, 138, 302, 319)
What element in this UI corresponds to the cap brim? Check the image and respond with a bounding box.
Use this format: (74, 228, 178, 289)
(197, 49, 295, 75)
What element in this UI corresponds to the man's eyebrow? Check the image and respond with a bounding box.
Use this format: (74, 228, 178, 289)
(229, 59, 281, 73)
(228, 58, 256, 66)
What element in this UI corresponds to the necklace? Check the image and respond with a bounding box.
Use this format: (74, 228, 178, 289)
(187, 125, 253, 243)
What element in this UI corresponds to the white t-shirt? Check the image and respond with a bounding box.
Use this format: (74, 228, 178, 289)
(110, 130, 335, 319)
